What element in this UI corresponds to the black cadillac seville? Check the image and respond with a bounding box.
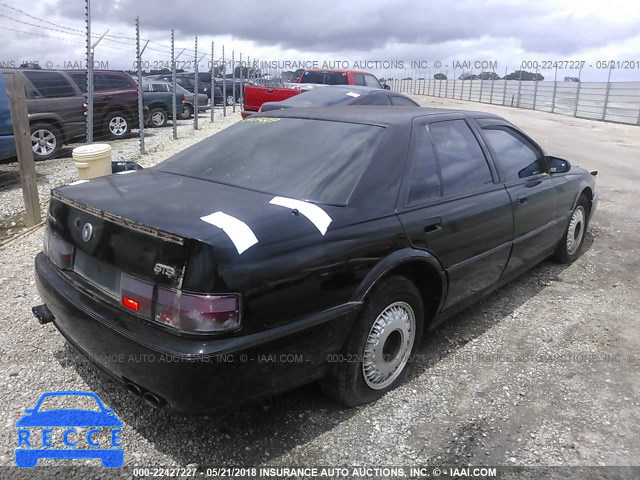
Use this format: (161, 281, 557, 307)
(33, 107, 598, 412)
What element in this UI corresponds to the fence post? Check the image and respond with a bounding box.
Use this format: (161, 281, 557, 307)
(532, 67, 538, 110)
(135, 17, 146, 155)
(503, 78, 507, 105)
(574, 65, 582, 117)
(194, 36, 199, 130)
(427, 74, 431, 96)
(211, 41, 215, 122)
(170, 30, 178, 140)
(551, 66, 558, 113)
(5, 72, 41, 227)
(232, 50, 236, 113)
(222, 46, 226, 117)
(85, 0, 93, 143)
(516, 70, 522, 108)
(490, 72, 495, 104)
(469, 78, 473, 102)
(602, 65, 613, 121)
(239, 53, 243, 109)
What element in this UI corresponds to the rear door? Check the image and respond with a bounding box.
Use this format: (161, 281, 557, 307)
(474, 118, 569, 274)
(398, 117, 513, 309)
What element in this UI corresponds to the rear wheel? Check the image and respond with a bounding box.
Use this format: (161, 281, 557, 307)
(30, 123, 62, 161)
(321, 276, 424, 407)
(149, 107, 168, 127)
(553, 194, 590, 263)
(104, 111, 130, 139)
(179, 103, 193, 119)
(225, 94, 235, 106)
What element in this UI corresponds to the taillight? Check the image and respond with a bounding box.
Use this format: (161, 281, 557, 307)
(43, 228, 75, 270)
(82, 102, 88, 116)
(155, 287, 240, 333)
(120, 274, 153, 317)
(119, 274, 240, 333)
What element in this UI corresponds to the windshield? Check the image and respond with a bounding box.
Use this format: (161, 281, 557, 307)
(157, 117, 383, 204)
(300, 71, 349, 85)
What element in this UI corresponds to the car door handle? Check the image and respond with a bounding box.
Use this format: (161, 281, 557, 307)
(423, 218, 442, 234)
(518, 196, 528, 205)
(524, 180, 542, 188)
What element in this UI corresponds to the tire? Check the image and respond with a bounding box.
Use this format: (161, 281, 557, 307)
(553, 194, 590, 264)
(30, 122, 62, 161)
(179, 103, 193, 119)
(225, 94, 235, 106)
(321, 275, 424, 407)
(104, 111, 131, 139)
(149, 107, 168, 127)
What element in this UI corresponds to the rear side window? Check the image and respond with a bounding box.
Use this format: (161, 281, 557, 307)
(429, 120, 493, 195)
(364, 74, 382, 89)
(390, 96, 418, 106)
(68, 73, 87, 92)
(95, 74, 131, 91)
(480, 126, 545, 180)
(23, 71, 76, 98)
(408, 126, 440, 204)
(361, 94, 391, 106)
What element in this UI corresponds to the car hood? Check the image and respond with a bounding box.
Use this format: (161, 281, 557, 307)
(16, 410, 123, 427)
(54, 169, 350, 254)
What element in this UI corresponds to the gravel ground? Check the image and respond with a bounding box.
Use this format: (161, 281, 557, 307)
(0, 97, 639, 478)
(0, 107, 242, 243)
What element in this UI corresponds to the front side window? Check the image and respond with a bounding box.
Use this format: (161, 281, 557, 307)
(158, 118, 384, 205)
(480, 126, 545, 181)
(353, 73, 366, 86)
(429, 119, 493, 195)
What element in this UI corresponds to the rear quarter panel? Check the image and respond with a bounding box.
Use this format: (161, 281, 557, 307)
(244, 85, 301, 112)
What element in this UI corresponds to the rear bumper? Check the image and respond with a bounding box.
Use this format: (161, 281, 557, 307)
(34, 253, 358, 413)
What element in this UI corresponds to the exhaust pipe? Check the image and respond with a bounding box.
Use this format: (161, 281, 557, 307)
(32, 304, 55, 325)
(142, 392, 165, 409)
(125, 382, 143, 397)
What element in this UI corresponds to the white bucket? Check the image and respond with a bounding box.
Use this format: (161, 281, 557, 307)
(72, 144, 113, 179)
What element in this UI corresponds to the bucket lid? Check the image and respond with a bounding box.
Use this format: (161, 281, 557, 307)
(72, 144, 112, 156)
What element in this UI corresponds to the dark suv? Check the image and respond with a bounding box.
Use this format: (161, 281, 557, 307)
(0, 69, 140, 160)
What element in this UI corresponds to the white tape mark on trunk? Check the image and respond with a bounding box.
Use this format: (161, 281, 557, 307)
(68, 180, 89, 186)
(346, 91, 361, 98)
(115, 170, 136, 175)
(270, 196, 332, 235)
(200, 212, 258, 254)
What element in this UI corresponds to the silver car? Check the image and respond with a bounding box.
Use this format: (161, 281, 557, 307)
(143, 80, 209, 119)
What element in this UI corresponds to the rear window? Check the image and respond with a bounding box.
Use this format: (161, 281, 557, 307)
(300, 71, 348, 85)
(282, 87, 366, 107)
(157, 118, 383, 204)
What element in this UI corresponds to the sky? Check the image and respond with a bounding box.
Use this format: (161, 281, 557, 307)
(0, 0, 639, 81)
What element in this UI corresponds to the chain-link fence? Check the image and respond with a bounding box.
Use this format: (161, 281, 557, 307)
(388, 77, 640, 125)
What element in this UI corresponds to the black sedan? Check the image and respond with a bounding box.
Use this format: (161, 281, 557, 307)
(33, 107, 598, 413)
(259, 85, 419, 112)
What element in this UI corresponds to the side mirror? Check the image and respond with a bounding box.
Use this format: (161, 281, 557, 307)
(548, 156, 571, 174)
(383, 84, 391, 90)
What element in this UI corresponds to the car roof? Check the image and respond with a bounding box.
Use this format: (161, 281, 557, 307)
(257, 106, 503, 126)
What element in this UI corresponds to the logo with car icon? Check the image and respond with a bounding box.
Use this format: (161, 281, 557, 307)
(15, 391, 123, 468)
